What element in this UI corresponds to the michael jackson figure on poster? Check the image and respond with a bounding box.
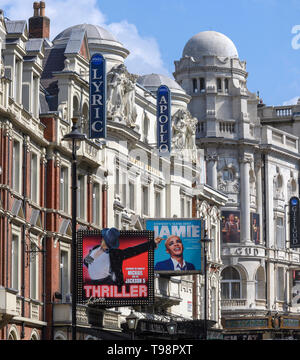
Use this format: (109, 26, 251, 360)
(83, 228, 161, 292)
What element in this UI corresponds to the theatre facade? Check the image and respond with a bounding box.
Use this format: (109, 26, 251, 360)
(0, 1, 300, 341)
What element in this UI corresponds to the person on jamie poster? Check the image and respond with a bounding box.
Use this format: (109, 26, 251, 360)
(83, 228, 161, 290)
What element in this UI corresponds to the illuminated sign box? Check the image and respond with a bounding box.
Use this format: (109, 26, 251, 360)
(157, 85, 171, 156)
(89, 53, 106, 139)
(146, 218, 202, 275)
(77, 230, 154, 307)
(290, 196, 300, 248)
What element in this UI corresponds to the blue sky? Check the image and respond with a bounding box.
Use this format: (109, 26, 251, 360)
(1, 0, 300, 106)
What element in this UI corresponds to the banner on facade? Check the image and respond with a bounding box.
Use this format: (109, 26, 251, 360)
(89, 53, 106, 139)
(157, 85, 171, 156)
(77, 230, 154, 306)
(292, 269, 300, 307)
(221, 211, 241, 244)
(251, 213, 260, 244)
(146, 218, 202, 274)
(290, 196, 300, 248)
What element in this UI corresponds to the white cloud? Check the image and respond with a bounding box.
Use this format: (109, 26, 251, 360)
(0, 0, 169, 76)
(283, 96, 300, 105)
(107, 20, 170, 76)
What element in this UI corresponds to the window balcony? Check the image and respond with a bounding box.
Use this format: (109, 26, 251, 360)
(0, 287, 18, 328)
(53, 303, 120, 330)
(154, 276, 182, 306)
(221, 299, 247, 309)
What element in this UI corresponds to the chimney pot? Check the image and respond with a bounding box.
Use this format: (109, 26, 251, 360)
(33, 2, 39, 17)
(29, 1, 50, 39)
(40, 1, 45, 17)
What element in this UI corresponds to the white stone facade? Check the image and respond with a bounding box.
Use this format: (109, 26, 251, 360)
(174, 30, 300, 338)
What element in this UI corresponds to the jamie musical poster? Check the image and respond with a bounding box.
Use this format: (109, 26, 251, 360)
(146, 218, 202, 275)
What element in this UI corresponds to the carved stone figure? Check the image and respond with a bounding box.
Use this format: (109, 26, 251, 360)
(171, 108, 198, 162)
(58, 101, 68, 121)
(123, 75, 138, 127)
(106, 64, 125, 120)
(172, 109, 186, 150)
(106, 64, 138, 127)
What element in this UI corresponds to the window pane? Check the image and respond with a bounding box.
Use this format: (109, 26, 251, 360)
(129, 182, 134, 210)
(12, 141, 20, 192)
(221, 283, 230, 299)
(142, 186, 148, 215)
(155, 192, 161, 217)
(60, 250, 69, 298)
(77, 176, 85, 218)
(92, 183, 100, 224)
(60, 167, 68, 212)
(12, 235, 19, 290)
(31, 154, 38, 203)
(30, 243, 37, 299)
(231, 282, 240, 299)
(222, 266, 240, 280)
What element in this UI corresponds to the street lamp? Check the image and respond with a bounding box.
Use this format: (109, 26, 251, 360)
(166, 321, 177, 339)
(201, 229, 212, 340)
(62, 117, 86, 340)
(126, 310, 139, 340)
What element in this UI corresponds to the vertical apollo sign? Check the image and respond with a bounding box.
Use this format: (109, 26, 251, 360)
(157, 85, 171, 155)
(89, 53, 106, 139)
(290, 197, 300, 248)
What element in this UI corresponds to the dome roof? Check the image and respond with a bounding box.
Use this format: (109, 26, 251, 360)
(137, 73, 184, 92)
(183, 31, 238, 59)
(53, 23, 122, 46)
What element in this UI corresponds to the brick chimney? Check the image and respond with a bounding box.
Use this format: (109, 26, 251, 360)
(29, 1, 50, 39)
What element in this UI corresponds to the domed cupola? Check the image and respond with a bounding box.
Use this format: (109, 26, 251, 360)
(137, 73, 191, 109)
(182, 30, 239, 60)
(53, 23, 129, 69)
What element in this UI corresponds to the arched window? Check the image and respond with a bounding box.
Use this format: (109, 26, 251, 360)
(211, 287, 217, 321)
(217, 78, 222, 92)
(8, 326, 19, 340)
(224, 78, 229, 92)
(82, 102, 89, 134)
(30, 330, 40, 340)
(255, 267, 266, 300)
(221, 267, 241, 299)
(73, 96, 79, 118)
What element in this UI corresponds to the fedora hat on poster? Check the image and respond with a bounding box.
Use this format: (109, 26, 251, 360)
(101, 227, 120, 249)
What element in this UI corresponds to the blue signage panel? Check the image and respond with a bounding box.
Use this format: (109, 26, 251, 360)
(290, 196, 300, 248)
(157, 85, 171, 155)
(89, 53, 106, 139)
(146, 218, 202, 274)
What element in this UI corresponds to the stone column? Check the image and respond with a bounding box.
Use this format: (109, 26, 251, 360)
(255, 159, 263, 245)
(239, 154, 252, 244)
(205, 152, 218, 189)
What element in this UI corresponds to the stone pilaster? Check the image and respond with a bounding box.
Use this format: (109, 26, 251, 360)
(239, 154, 252, 244)
(205, 152, 218, 189)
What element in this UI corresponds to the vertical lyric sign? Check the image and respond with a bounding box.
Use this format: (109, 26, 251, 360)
(157, 85, 171, 156)
(89, 53, 106, 139)
(290, 196, 300, 248)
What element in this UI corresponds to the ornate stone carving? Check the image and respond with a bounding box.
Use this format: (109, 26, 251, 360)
(287, 170, 297, 199)
(171, 108, 198, 162)
(249, 167, 256, 207)
(217, 158, 240, 203)
(106, 64, 138, 127)
(273, 166, 284, 200)
(58, 101, 68, 121)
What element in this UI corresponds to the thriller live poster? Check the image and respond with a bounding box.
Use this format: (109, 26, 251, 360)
(77, 230, 155, 307)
